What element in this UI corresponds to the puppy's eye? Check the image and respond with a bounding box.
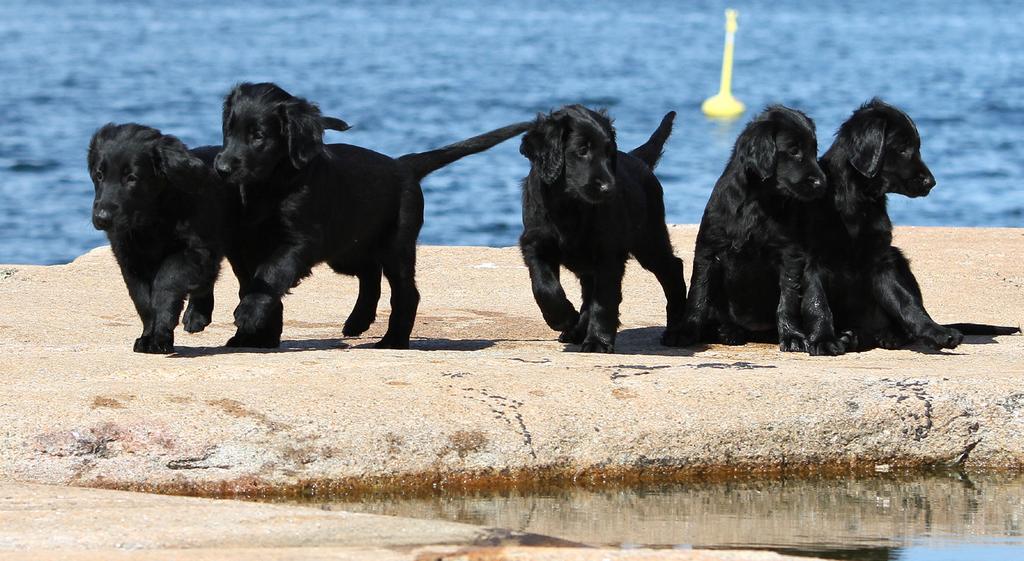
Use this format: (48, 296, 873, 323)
(577, 145, 590, 157)
(788, 147, 802, 159)
(94, 170, 104, 181)
(124, 173, 138, 185)
(901, 148, 914, 158)
(252, 130, 265, 141)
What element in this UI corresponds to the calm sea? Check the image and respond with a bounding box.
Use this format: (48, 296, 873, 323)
(1, 0, 1021, 264)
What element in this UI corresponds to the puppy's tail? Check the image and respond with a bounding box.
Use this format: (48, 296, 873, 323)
(398, 121, 532, 181)
(629, 111, 676, 170)
(945, 323, 1021, 336)
(322, 116, 352, 132)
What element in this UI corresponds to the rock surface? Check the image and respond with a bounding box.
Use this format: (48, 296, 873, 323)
(0, 226, 1022, 495)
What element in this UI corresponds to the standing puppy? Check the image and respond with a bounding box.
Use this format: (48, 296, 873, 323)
(215, 82, 530, 349)
(519, 106, 685, 353)
(88, 124, 224, 353)
(677, 106, 835, 352)
(798, 99, 1017, 351)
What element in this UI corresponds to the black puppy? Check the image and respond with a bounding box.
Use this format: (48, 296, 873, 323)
(677, 105, 834, 351)
(798, 99, 1018, 352)
(518, 105, 684, 353)
(214, 82, 530, 349)
(88, 124, 224, 353)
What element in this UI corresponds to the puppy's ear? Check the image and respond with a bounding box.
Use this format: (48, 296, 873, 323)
(87, 123, 117, 171)
(222, 87, 238, 134)
(601, 109, 619, 173)
(739, 121, 776, 180)
(848, 117, 886, 178)
(520, 114, 566, 183)
(278, 99, 325, 169)
(151, 135, 206, 185)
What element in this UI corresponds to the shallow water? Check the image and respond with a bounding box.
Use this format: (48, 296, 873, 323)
(285, 473, 1024, 560)
(1, 0, 1022, 264)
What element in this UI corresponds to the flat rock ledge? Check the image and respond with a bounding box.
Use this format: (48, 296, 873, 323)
(0, 226, 1022, 497)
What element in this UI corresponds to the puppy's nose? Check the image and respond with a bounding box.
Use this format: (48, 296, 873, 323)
(214, 157, 234, 178)
(92, 208, 113, 230)
(921, 174, 936, 189)
(597, 181, 612, 193)
(809, 176, 824, 189)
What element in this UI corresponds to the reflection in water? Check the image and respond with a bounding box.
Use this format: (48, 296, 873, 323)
(283, 473, 1024, 560)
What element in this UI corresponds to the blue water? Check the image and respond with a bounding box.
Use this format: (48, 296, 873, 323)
(1, 0, 1021, 264)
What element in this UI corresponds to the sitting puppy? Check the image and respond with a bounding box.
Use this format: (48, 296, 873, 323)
(214, 82, 531, 349)
(88, 124, 224, 353)
(518, 106, 685, 353)
(676, 105, 836, 352)
(798, 99, 1018, 352)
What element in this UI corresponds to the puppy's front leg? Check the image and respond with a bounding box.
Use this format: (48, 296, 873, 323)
(799, 266, 848, 356)
(558, 275, 592, 344)
(776, 252, 808, 352)
(121, 269, 155, 352)
(147, 248, 217, 354)
(183, 289, 214, 334)
(521, 239, 578, 332)
(581, 258, 626, 353)
(231, 243, 312, 347)
(870, 249, 962, 349)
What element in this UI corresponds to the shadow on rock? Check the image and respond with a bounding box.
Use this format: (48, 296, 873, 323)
(560, 326, 704, 356)
(352, 338, 497, 352)
(169, 338, 348, 357)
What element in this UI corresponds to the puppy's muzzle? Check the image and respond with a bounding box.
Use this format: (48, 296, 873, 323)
(92, 207, 114, 230)
(214, 154, 237, 179)
(920, 173, 936, 192)
(584, 180, 615, 202)
(808, 175, 826, 196)
(789, 174, 826, 201)
(903, 173, 936, 197)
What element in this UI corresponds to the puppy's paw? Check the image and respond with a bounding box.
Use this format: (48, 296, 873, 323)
(233, 293, 278, 333)
(807, 338, 846, 356)
(875, 329, 907, 350)
(374, 333, 410, 350)
(182, 304, 212, 334)
(134, 333, 174, 354)
(542, 304, 579, 333)
(579, 336, 614, 353)
(558, 323, 587, 344)
(225, 332, 280, 349)
(342, 313, 376, 337)
(779, 332, 806, 353)
(148, 333, 175, 354)
(717, 323, 748, 345)
(921, 325, 963, 350)
(837, 330, 859, 352)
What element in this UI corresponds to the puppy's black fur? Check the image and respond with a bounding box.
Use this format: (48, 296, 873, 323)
(214, 82, 530, 349)
(798, 99, 1019, 352)
(518, 106, 684, 353)
(88, 124, 224, 354)
(678, 105, 834, 351)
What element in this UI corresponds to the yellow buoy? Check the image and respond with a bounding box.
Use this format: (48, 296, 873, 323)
(702, 9, 745, 119)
